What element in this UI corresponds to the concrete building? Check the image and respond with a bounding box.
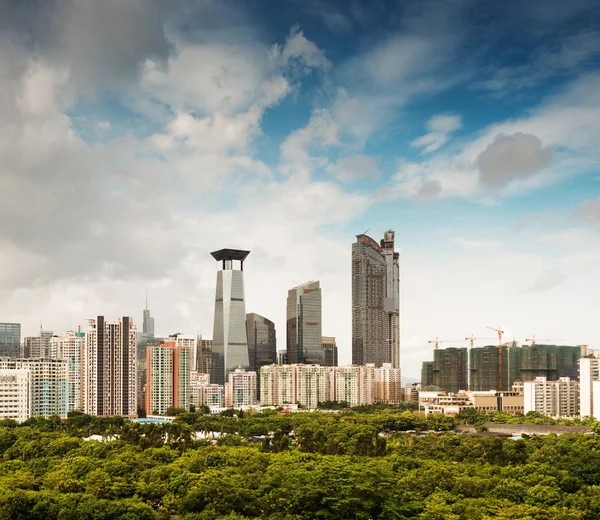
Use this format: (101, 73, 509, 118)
(277, 350, 288, 365)
(24, 330, 53, 359)
(260, 364, 297, 406)
(287, 281, 323, 365)
(0, 358, 67, 418)
(247, 313, 276, 399)
(145, 340, 191, 414)
(421, 361, 435, 388)
(83, 316, 137, 417)
(524, 376, 579, 417)
(196, 337, 213, 374)
(52, 331, 84, 412)
(0, 368, 30, 422)
(211, 249, 250, 385)
(296, 365, 330, 408)
(374, 363, 402, 404)
(433, 347, 468, 394)
(332, 365, 375, 407)
(322, 336, 338, 367)
(420, 390, 524, 416)
(579, 357, 599, 418)
(0, 323, 21, 358)
(190, 371, 224, 410)
(224, 368, 256, 408)
(403, 382, 420, 402)
(352, 231, 400, 368)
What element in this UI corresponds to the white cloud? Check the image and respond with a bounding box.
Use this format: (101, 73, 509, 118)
(573, 197, 600, 222)
(271, 24, 332, 71)
(524, 269, 568, 293)
(411, 114, 462, 154)
(326, 155, 381, 183)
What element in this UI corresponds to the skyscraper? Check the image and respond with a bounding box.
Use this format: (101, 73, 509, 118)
(287, 281, 323, 365)
(246, 313, 276, 398)
(52, 331, 84, 412)
(352, 231, 400, 368)
(83, 316, 137, 417)
(0, 323, 21, 358)
(24, 329, 53, 358)
(143, 293, 155, 337)
(139, 294, 155, 360)
(322, 336, 338, 367)
(210, 249, 250, 386)
(196, 336, 213, 375)
(433, 347, 468, 393)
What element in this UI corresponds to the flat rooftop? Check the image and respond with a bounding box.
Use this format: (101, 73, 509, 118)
(210, 249, 250, 262)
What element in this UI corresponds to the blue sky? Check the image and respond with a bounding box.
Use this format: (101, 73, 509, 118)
(1, 0, 600, 378)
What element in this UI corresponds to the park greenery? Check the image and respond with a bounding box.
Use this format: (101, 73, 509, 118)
(0, 408, 599, 519)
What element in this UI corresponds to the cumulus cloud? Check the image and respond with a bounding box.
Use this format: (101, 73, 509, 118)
(524, 269, 568, 292)
(476, 133, 554, 187)
(326, 155, 381, 182)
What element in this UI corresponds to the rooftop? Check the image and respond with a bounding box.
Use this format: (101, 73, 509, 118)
(210, 249, 250, 262)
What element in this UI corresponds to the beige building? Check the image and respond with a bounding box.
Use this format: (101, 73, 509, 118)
(374, 363, 402, 404)
(224, 368, 256, 408)
(0, 369, 30, 422)
(524, 377, 579, 417)
(190, 371, 225, 409)
(419, 390, 524, 416)
(52, 331, 84, 412)
(403, 382, 420, 402)
(332, 365, 375, 407)
(296, 365, 329, 408)
(260, 364, 297, 406)
(83, 316, 137, 417)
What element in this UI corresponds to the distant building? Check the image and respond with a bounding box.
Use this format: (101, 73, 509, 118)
(403, 382, 420, 402)
(523, 376, 579, 417)
(352, 231, 400, 368)
(287, 281, 323, 365)
(0, 368, 30, 422)
(374, 363, 402, 404)
(277, 350, 288, 365)
(145, 340, 191, 414)
(52, 331, 84, 412)
(332, 365, 375, 407)
(224, 368, 256, 408)
(579, 357, 599, 418)
(197, 337, 213, 374)
(260, 364, 297, 406)
(24, 330, 53, 359)
(420, 390, 524, 416)
(83, 316, 137, 417)
(421, 361, 434, 388)
(0, 358, 67, 418)
(210, 249, 250, 385)
(322, 336, 338, 367)
(138, 296, 155, 361)
(0, 323, 21, 358)
(433, 347, 468, 394)
(246, 313, 276, 399)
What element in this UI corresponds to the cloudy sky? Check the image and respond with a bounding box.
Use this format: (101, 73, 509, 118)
(1, 0, 600, 378)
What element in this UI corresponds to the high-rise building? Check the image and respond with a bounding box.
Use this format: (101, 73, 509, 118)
(246, 313, 276, 399)
(332, 365, 375, 407)
(277, 350, 288, 365)
(433, 347, 468, 394)
(24, 330, 53, 359)
(196, 337, 213, 374)
(210, 249, 250, 385)
(83, 316, 137, 417)
(421, 361, 435, 388)
(260, 364, 297, 406)
(0, 358, 67, 418)
(352, 231, 400, 368)
(322, 336, 338, 367)
(523, 376, 579, 417)
(286, 281, 323, 365)
(0, 323, 21, 358)
(0, 367, 30, 422)
(374, 363, 402, 404)
(224, 368, 256, 408)
(190, 370, 225, 410)
(520, 344, 580, 381)
(52, 331, 84, 412)
(296, 364, 330, 408)
(145, 340, 191, 415)
(470, 344, 521, 391)
(139, 295, 155, 361)
(580, 357, 600, 418)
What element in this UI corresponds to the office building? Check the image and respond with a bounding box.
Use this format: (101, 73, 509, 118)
(0, 368, 30, 422)
(580, 357, 600, 418)
(52, 331, 84, 412)
(138, 296, 155, 361)
(24, 330, 53, 359)
(421, 361, 435, 388)
(277, 350, 288, 365)
(145, 340, 191, 415)
(210, 249, 250, 385)
(0, 358, 67, 418)
(83, 316, 137, 417)
(352, 231, 400, 368)
(433, 347, 468, 394)
(0, 323, 21, 358)
(196, 337, 213, 374)
(246, 313, 276, 399)
(374, 363, 402, 404)
(287, 281, 323, 365)
(322, 336, 338, 367)
(523, 376, 579, 417)
(224, 368, 256, 408)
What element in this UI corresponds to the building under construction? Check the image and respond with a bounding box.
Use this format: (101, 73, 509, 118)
(470, 344, 521, 392)
(519, 344, 580, 381)
(421, 361, 434, 388)
(432, 347, 468, 393)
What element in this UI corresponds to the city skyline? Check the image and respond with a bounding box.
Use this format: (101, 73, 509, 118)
(1, 1, 600, 380)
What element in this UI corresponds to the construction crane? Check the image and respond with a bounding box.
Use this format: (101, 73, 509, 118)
(428, 338, 465, 350)
(486, 326, 505, 391)
(428, 337, 441, 350)
(525, 336, 566, 345)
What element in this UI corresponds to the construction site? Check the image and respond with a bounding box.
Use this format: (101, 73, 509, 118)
(421, 328, 588, 393)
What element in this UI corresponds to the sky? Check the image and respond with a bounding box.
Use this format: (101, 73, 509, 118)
(1, 0, 600, 379)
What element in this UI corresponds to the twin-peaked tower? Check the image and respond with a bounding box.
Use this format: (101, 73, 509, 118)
(352, 230, 400, 368)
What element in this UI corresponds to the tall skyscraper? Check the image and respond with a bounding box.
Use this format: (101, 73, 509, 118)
(197, 337, 213, 375)
(322, 336, 338, 367)
(0, 323, 21, 358)
(83, 316, 137, 417)
(286, 281, 323, 365)
(210, 249, 250, 386)
(246, 313, 276, 398)
(139, 294, 155, 360)
(352, 231, 400, 368)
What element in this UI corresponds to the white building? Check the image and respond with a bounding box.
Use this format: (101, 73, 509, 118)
(190, 372, 225, 410)
(331, 365, 375, 407)
(579, 357, 600, 418)
(224, 368, 256, 408)
(524, 376, 579, 417)
(24, 330, 53, 358)
(53, 331, 84, 412)
(0, 359, 67, 418)
(83, 316, 137, 417)
(296, 365, 329, 408)
(260, 364, 296, 406)
(0, 369, 31, 422)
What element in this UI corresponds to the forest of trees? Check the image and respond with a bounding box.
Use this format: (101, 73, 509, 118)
(0, 408, 599, 519)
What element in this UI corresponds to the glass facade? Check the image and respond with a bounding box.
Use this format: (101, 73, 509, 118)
(286, 281, 323, 365)
(0, 323, 21, 358)
(246, 313, 276, 399)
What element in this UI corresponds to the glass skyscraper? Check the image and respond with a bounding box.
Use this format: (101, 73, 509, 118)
(246, 313, 276, 399)
(0, 323, 21, 358)
(210, 249, 250, 386)
(286, 281, 323, 365)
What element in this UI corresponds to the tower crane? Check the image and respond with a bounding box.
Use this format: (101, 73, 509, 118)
(486, 326, 505, 391)
(428, 337, 441, 350)
(464, 335, 496, 390)
(428, 338, 464, 350)
(525, 336, 566, 345)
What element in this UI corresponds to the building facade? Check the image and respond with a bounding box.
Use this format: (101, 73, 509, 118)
(246, 313, 276, 398)
(332, 365, 375, 407)
(352, 231, 400, 368)
(196, 337, 213, 375)
(523, 376, 579, 417)
(52, 331, 84, 412)
(322, 336, 338, 367)
(287, 281, 323, 365)
(211, 249, 250, 385)
(421, 361, 435, 388)
(260, 364, 297, 406)
(579, 357, 599, 418)
(0, 368, 30, 422)
(224, 368, 256, 408)
(0, 323, 21, 358)
(433, 347, 468, 394)
(24, 330, 53, 359)
(83, 316, 137, 417)
(374, 363, 402, 404)
(296, 365, 330, 408)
